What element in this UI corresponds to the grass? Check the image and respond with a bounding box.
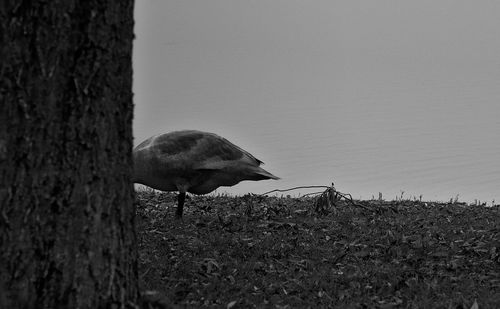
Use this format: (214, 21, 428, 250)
(136, 190, 500, 308)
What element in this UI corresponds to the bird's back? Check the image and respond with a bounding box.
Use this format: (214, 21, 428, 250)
(133, 130, 279, 194)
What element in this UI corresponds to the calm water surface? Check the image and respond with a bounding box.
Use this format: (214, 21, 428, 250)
(133, 1, 500, 204)
(216, 93, 500, 204)
(135, 87, 500, 204)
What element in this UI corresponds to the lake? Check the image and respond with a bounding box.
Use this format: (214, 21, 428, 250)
(133, 1, 500, 204)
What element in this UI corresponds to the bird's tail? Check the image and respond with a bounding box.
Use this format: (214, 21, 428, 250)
(253, 167, 280, 180)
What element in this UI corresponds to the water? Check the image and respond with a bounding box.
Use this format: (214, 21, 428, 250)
(133, 1, 500, 204)
(134, 84, 500, 203)
(222, 98, 500, 203)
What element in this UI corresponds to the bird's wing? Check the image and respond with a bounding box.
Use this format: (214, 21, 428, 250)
(141, 130, 264, 171)
(193, 134, 263, 170)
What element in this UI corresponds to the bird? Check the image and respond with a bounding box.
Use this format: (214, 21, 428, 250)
(132, 130, 279, 218)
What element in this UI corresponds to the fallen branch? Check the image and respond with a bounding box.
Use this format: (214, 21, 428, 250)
(313, 183, 372, 214)
(260, 182, 371, 214)
(260, 185, 330, 196)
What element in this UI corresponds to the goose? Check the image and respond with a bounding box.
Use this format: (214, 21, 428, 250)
(133, 130, 279, 218)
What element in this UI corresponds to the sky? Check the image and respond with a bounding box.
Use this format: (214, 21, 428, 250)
(133, 1, 500, 202)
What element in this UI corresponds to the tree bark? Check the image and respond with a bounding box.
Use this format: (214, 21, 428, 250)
(0, 1, 137, 308)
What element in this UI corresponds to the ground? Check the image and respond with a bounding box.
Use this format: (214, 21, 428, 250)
(136, 190, 500, 309)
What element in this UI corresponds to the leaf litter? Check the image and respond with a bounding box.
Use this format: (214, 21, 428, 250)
(136, 190, 500, 308)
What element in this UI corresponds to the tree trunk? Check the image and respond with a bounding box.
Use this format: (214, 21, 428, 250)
(0, 1, 137, 308)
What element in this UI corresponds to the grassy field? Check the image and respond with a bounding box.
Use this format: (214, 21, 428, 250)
(136, 190, 500, 309)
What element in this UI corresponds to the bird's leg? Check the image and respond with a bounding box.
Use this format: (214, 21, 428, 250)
(176, 192, 186, 219)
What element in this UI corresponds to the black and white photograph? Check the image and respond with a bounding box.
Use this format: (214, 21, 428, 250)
(1, 1, 499, 308)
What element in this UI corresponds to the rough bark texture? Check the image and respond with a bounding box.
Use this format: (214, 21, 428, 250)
(0, 1, 137, 308)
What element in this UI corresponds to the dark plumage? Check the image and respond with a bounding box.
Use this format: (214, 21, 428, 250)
(133, 130, 279, 218)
